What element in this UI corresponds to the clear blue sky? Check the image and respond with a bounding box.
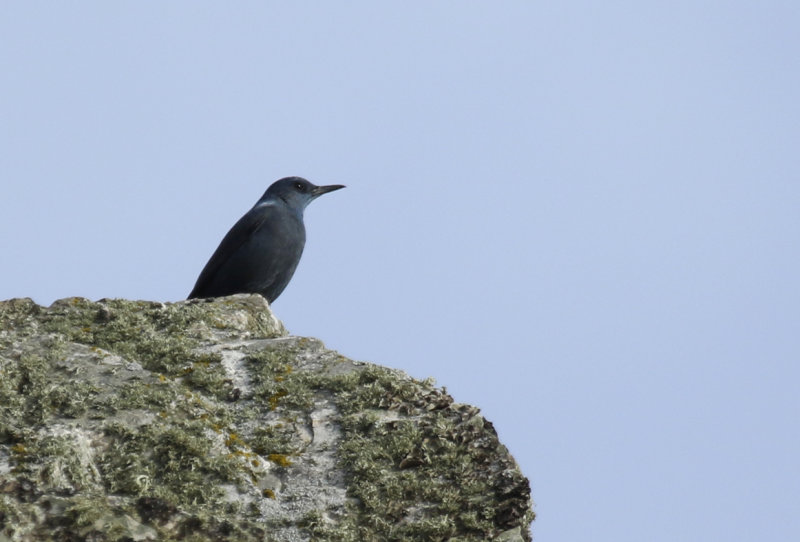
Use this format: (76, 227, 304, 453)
(2, 2, 799, 540)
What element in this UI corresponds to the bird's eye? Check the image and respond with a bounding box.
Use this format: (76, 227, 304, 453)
(295, 182, 304, 191)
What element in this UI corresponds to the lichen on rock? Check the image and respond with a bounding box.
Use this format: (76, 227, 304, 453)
(0, 295, 533, 541)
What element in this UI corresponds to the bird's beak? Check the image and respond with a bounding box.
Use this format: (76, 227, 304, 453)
(311, 184, 346, 198)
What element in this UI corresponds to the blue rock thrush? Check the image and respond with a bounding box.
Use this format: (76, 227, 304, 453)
(188, 177, 345, 303)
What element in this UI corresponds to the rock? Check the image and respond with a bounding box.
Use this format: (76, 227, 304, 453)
(0, 295, 534, 541)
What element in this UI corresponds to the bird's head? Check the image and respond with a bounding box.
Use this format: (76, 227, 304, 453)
(261, 177, 345, 212)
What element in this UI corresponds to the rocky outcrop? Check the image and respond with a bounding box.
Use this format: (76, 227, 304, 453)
(0, 295, 533, 541)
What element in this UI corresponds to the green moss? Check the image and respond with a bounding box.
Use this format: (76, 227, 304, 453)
(246, 347, 314, 411)
(301, 364, 533, 541)
(100, 419, 243, 506)
(38, 299, 206, 376)
(114, 378, 179, 411)
(181, 352, 234, 400)
(37, 297, 282, 379)
(248, 423, 298, 457)
(0, 297, 41, 337)
(58, 496, 108, 529)
(0, 343, 100, 425)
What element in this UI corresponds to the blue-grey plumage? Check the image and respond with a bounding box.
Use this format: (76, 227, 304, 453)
(188, 177, 345, 303)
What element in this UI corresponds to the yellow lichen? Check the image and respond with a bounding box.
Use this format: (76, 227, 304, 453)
(267, 454, 293, 467)
(268, 390, 288, 410)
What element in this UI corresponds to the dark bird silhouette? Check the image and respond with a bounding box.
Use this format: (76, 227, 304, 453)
(188, 177, 344, 303)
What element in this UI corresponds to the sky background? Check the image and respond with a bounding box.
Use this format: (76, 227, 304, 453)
(2, 2, 799, 540)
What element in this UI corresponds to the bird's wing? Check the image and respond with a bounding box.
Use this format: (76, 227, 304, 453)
(188, 206, 269, 298)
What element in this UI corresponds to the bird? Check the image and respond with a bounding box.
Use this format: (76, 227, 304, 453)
(188, 176, 345, 303)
